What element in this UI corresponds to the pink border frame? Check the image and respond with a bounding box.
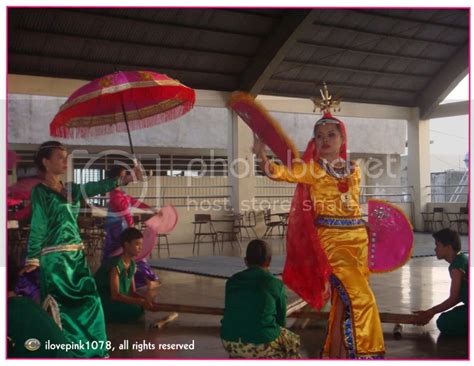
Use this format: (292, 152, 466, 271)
(4, 5, 471, 361)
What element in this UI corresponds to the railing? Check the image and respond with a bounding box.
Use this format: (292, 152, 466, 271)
(255, 184, 414, 203)
(158, 185, 232, 208)
(450, 170, 469, 203)
(86, 184, 233, 209)
(427, 185, 469, 203)
(359, 185, 414, 204)
(254, 184, 414, 222)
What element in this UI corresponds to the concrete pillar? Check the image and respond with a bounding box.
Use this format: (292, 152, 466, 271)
(227, 113, 257, 213)
(407, 108, 431, 231)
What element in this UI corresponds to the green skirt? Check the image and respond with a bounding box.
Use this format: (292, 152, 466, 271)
(101, 297, 145, 323)
(40, 248, 108, 358)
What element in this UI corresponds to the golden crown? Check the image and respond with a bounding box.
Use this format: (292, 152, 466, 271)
(310, 82, 341, 114)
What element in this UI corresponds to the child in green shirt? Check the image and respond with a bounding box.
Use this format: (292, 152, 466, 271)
(220, 239, 301, 358)
(95, 228, 159, 322)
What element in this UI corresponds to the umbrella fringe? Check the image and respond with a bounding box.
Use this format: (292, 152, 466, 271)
(51, 103, 194, 139)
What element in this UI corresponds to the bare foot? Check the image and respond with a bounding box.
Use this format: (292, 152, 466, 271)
(147, 280, 162, 289)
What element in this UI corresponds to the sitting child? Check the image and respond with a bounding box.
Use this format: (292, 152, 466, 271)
(220, 239, 301, 358)
(95, 227, 159, 322)
(414, 228, 468, 337)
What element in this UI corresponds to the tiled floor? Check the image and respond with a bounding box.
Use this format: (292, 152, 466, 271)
(104, 233, 469, 359)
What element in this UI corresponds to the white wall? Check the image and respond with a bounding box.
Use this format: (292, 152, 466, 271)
(8, 94, 230, 149)
(9, 93, 406, 156)
(272, 111, 406, 155)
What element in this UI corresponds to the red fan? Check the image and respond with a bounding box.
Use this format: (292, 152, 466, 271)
(228, 92, 300, 167)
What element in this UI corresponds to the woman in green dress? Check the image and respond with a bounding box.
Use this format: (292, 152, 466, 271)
(21, 141, 144, 357)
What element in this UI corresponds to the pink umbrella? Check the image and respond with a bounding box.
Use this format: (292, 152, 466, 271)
(50, 70, 195, 154)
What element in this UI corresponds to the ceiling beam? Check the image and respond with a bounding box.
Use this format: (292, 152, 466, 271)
(223, 9, 281, 19)
(352, 9, 468, 31)
(261, 89, 414, 108)
(61, 8, 265, 38)
(8, 53, 239, 93)
(417, 44, 468, 119)
(296, 40, 446, 63)
(9, 8, 261, 42)
(9, 52, 238, 78)
(270, 77, 418, 95)
(255, 93, 413, 119)
(239, 10, 318, 94)
(281, 60, 430, 79)
(12, 28, 253, 59)
(8, 74, 231, 108)
(428, 101, 468, 119)
(312, 21, 461, 48)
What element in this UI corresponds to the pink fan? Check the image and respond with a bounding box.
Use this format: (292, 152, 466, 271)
(368, 199, 414, 273)
(135, 227, 157, 261)
(135, 205, 178, 261)
(145, 205, 178, 234)
(228, 92, 300, 167)
(112, 205, 178, 260)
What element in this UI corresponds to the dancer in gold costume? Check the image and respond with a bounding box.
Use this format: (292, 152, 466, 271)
(253, 86, 384, 358)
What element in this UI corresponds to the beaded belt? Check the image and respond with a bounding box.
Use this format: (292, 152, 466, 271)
(315, 216, 365, 228)
(41, 243, 84, 256)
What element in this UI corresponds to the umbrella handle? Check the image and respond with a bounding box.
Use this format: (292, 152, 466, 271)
(132, 158, 154, 182)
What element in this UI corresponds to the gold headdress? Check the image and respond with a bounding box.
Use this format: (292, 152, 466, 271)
(310, 82, 341, 114)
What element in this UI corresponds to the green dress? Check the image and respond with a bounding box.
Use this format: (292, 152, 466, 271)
(26, 179, 118, 358)
(95, 256, 144, 322)
(8, 296, 72, 358)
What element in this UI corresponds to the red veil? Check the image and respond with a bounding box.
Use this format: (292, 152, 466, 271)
(282, 112, 347, 310)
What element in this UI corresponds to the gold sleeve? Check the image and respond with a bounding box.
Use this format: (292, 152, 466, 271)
(267, 161, 319, 185)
